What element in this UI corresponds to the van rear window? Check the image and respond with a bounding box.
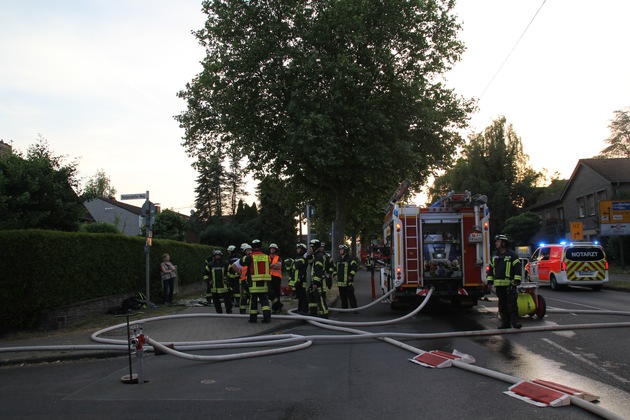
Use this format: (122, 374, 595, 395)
(565, 247, 605, 261)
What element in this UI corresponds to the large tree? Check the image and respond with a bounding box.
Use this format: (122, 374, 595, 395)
(597, 107, 630, 158)
(0, 138, 84, 231)
(429, 116, 544, 235)
(176, 0, 473, 247)
(194, 152, 226, 223)
(83, 169, 117, 199)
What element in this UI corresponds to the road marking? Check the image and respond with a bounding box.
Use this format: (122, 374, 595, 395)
(541, 338, 629, 384)
(545, 297, 612, 312)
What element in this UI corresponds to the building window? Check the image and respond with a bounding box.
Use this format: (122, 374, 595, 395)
(587, 194, 596, 216)
(577, 197, 585, 218)
(597, 190, 607, 203)
(545, 210, 551, 220)
(556, 207, 564, 222)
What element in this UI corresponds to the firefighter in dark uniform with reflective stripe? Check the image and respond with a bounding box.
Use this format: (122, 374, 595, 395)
(487, 234, 522, 329)
(204, 250, 232, 314)
(243, 239, 272, 323)
(289, 243, 309, 314)
(307, 239, 329, 318)
(334, 244, 359, 309)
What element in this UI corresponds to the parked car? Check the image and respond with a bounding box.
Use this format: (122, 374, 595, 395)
(524, 242, 609, 291)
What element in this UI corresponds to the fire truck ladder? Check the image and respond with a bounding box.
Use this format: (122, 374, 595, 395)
(404, 213, 421, 285)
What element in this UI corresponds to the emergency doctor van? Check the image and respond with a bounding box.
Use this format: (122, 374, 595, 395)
(524, 242, 609, 290)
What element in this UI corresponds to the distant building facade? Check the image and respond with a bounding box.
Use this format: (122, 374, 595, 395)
(84, 197, 144, 235)
(527, 158, 630, 244)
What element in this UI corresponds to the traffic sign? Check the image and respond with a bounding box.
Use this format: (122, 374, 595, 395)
(121, 193, 147, 200)
(570, 222, 583, 240)
(141, 201, 157, 228)
(599, 200, 630, 236)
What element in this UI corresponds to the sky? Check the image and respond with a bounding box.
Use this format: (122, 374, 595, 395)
(1, 1, 629, 214)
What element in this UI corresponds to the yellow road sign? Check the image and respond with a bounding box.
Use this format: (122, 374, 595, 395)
(570, 222, 583, 240)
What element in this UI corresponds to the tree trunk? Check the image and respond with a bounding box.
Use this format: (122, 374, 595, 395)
(334, 190, 348, 253)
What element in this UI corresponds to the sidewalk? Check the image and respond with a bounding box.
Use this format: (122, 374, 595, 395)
(0, 274, 348, 366)
(0, 306, 300, 366)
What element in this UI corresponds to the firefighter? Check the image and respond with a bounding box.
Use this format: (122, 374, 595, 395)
(307, 239, 329, 318)
(289, 243, 309, 314)
(233, 243, 252, 314)
(226, 245, 241, 307)
(487, 234, 522, 329)
(204, 250, 232, 314)
(242, 239, 272, 323)
(334, 244, 359, 310)
(268, 243, 284, 314)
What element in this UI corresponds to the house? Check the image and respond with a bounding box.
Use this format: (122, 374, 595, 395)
(527, 158, 630, 244)
(84, 197, 146, 235)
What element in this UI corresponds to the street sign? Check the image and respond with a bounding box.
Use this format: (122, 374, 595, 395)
(141, 201, 157, 228)
(121, 193, 147, 200)
(305, 204, 315, 218)
(599, 200, 630, 236)
(570, 222, 583, 240)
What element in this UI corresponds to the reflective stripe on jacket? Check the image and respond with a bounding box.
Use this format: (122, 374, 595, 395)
(335, 255, 358, 287)
(487, 251, 522, 286)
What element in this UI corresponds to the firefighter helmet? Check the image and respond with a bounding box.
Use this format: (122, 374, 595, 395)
(296, 243, 307, 250)
(309, 239, 321, 248)
(241, 243, 251, 251)
(495, 234, 509, 246)
(338, 244, 349, 250)
(251, 239, 262, 249)
(227, 245, 236, 252)
(269, 243, 278, 250)
(213, 249, 223, 256)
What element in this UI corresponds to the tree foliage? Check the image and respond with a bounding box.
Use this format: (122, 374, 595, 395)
(0, 138, 84, 231)
(194, 152, 226, 223)
(502, 212, 542, 246)
(152, 209, 189, 241)
(256, 175, 299, 252)
(429, 116, 544, 235)
(176, 0, 474, 247)
(83, 169, 117, 199)
(597, 107, 630, 158)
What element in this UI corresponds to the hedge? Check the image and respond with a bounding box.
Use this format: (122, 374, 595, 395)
(0, 230, 215, 330)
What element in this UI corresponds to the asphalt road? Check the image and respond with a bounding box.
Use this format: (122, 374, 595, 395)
(1, 274, 629, 420)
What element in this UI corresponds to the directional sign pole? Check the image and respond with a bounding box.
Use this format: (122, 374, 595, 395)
(144, 191, 151, 309)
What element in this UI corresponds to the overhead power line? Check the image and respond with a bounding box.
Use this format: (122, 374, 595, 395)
(479, 0, 547, 99)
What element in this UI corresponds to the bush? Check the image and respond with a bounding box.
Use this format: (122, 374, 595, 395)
(0, 230, 213, 330)
(81, 222, 120, 234)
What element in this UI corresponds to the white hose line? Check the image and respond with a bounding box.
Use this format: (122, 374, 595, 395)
(287, 288, 434, 328)
(145, 336, 313, 362)
(0, 344, 127, 353)
(547, 308, 630, 316)
(305, 306, 626, 420)
(329, 288, 395, 312)
(569, 395, 626, 420)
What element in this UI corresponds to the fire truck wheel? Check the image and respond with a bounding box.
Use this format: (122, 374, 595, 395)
(550, 275, 559, 291)
(535, 295, 546, 319)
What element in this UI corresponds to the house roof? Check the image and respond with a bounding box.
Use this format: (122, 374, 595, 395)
(93, 197, 143, 215)
(579, 158, 630, 183)
(527, 158, 630, 211)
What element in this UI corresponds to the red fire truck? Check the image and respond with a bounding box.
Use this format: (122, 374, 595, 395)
(381, 190, 491, 308)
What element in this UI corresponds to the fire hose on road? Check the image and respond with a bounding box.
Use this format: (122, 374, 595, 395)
(2, 288, 629, 419)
